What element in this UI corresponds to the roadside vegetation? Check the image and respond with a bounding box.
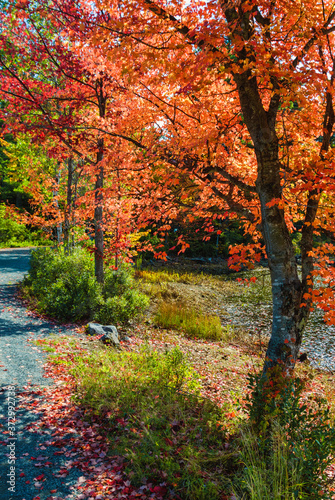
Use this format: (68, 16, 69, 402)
(28, 253, 335, 499)
(21, 247, 149, 323)
(0, 204, 49, 248)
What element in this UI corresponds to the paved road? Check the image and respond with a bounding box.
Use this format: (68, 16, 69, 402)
(0, 249, 83, 500)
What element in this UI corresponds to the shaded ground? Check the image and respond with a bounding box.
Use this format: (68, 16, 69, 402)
(1, 250, 335, 499)
(0, 249, 151, 500)
(0, 249, 181, 500)
(0, 249, 85, 499)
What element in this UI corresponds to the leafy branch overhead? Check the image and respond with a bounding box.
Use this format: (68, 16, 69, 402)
(2, 0, 335, 376)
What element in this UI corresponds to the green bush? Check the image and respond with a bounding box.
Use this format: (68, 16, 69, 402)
(102, 267, 133, 297)
(239, 369, 335, 499)
(94, 289, 149, 324)
(23, 248, 148, 323)
(24, 247, 99, 321)
(0, 205, 47, 247)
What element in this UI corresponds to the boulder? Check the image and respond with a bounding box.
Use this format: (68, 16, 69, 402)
(88, 322, 106, 336)
(88, 323, 120, 347)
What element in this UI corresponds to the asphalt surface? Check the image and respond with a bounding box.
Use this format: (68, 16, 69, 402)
(0, 249, 83, 500)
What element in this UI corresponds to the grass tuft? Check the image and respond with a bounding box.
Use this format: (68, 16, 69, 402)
(233, 423, 305, 500)
(154, 302, 224, 341)
(136, 268, 204, 284)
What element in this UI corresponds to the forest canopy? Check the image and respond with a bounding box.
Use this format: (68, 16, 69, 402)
(1, 0, 335, 375)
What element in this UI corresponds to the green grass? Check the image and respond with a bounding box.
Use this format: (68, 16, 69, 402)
(154, 302, 224, 341)
(136, 268, 205, 284)
(69, 345, 238, 499)
(233, 423, 305, 500)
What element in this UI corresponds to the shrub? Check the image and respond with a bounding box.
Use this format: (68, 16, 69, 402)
(239, 369, 335, 499)
(24, 247, 100, 321)
(94, 289, 149, 324)
(23, 247, 149, 323)
(154, 302, 223, 340)
(102, 266, 133, 297)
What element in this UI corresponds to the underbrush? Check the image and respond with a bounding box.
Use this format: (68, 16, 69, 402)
(0, 205, 49, 248)
(37, 331, 335, 500)
(69, 344, 239, 499)
(21, 247, 149, 323)
(154, 301, 225, 341)
(233, 370, 335, 500)
(235, 423, 305, 500)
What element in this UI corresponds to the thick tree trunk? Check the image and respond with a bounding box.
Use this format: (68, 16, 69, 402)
(233, 73, 311, 375)
(255, 151, 304, 374)
(94, 140, 104, 283)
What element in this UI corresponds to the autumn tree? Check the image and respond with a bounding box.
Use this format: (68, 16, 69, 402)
(5, 0, 335, 376)
(49, 0, 335, 376)
(0, 2, 144, 281)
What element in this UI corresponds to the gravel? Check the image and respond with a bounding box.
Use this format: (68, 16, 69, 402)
(0, 248, 84, 500)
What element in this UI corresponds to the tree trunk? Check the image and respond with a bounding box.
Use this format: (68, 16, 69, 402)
(94, 79, 107, 283)
(53, 163, 62, 245)
(233, 73, 310, 375)
(256, 151, 304, 374)
(94, 139, 104, 283)
(64, 157, 73, 251)
(236, 71, 334, 375)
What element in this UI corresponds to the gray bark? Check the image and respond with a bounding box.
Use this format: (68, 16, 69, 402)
(64, 157, 73, 250)
(94, 140, 104, 283)
(94, 78, 107, 283)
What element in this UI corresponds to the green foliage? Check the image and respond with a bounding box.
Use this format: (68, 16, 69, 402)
(154, 302, 223, 340)
(94, 266, 149, 324)
(22, 248, 149, 323)
(0, 134, 56, 211)
(94, 288, 149, 324)
(70, 345, 235, 499)
(235, 423, 305, 500)
(0, 204, 47, 247)
(102, 266, 134, 297)
(240, 369, 335, 499)
(24, 247, 99, 321)
(292, 232, 302, 255)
